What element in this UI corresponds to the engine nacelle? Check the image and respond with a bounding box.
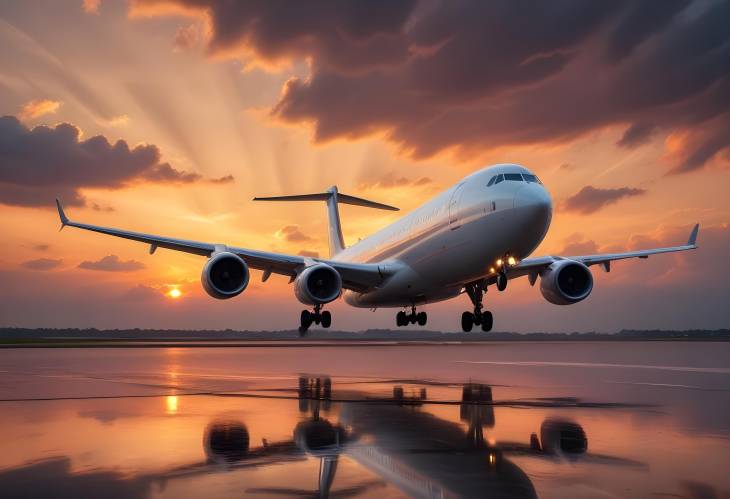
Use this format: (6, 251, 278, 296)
(294, 264, 342, 305)
(201, 252, 249, 299)
(539, 259, 593, 305)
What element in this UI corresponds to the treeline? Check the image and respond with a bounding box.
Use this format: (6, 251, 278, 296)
(1, 328, 729, 341)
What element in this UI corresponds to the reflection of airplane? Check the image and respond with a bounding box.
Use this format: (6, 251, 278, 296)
(155, 377, 644, 498)
(55, 163, 699, 333)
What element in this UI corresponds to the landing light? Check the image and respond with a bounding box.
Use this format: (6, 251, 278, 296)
(489, 267, 495, 274)
(496, 259, 503, 267)
(508, 256, 516, 266)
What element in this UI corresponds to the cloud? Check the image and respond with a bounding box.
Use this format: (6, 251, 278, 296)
(208, 174, 235, 184)
(558, 234, 600, 256)
(0, 115, 227, 208)
(173, 23, 201, 52)
(21, 258, 62, 270)
(96, 115, 130, 128)
(19, 99, 61, 120)
(616, 122, 657, 149)
(78, 255, 146, 272)
(275, 224, 312, 243)
(138, 0, 730, 171)
(33, 244, 50, 251)
(562, 185, 646, 214)
(297, 250, 319, 258)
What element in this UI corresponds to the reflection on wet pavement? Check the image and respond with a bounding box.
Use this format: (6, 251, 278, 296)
(0, 344, 729, 498)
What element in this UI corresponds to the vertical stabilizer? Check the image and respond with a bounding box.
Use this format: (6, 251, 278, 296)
(325, 186, 346, 256)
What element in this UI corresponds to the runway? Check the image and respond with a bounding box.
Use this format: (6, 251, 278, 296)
(1, 342, 729, 498)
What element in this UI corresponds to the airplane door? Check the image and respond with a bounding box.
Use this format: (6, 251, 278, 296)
(448, 182, 466, 229)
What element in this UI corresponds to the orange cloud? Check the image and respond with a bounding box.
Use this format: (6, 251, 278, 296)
(19, 99, 61, 120)
(82, 0, 101, 14)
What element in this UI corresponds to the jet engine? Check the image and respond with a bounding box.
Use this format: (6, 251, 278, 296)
(294, 264, 342, 305)
(201, 252, 250, 299)
(539, 418, 588, 455)
(539, 259, 593, 305)
(204, 420, 250, 464)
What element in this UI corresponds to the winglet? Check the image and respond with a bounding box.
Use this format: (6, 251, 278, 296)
(688, 223, 699, 246)
(55, 198, 69, 230)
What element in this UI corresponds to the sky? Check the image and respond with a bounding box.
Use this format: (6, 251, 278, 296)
(1, 0, 729, 332)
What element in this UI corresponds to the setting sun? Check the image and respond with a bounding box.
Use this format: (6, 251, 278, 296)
(167, 288, 182, 299)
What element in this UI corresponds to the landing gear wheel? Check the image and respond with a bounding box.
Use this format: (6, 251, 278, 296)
(300, 310, 313, 330)
(481, 311, 493, 332)
(417, 311, 427, 326)
(396, 311, 407, 327)
(496, 272, 508, 292)
(321, 310, 332, 328)
(461, 311, 474, 332)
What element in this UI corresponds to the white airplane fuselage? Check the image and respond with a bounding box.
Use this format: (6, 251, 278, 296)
(337, 164, 552, 308)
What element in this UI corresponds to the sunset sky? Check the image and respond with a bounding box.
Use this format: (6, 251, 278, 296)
(1, 0, 728, 332)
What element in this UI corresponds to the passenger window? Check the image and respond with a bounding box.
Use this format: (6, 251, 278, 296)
(487, 176, 496, 187)
(494, 174, 504, 184)
(523, 174, 538, 183)
(504, 173, 523, 181)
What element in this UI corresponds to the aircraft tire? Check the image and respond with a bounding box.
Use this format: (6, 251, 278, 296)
(300, 310, 313, 330)
(481, 311, 493, 332)
(461, 311, 474, 332)
(497, 273, 508, 291)
(321, 310, 332, 328)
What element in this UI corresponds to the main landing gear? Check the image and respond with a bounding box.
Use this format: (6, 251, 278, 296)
(299, 304, 331, 336)
(396, 306, 427, 327)
(461, 281, 493, 332)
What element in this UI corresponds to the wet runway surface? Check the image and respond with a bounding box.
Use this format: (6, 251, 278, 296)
(1, 342, 729, 498)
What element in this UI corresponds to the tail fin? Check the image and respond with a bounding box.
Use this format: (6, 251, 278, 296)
(254, 186, 399, 257)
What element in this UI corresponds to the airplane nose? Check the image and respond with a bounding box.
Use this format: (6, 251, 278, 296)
(514, 185, 552, 222)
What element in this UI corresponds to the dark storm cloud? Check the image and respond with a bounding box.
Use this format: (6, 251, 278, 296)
(78, 255, 146, 272)
(562, 185, 646, 214)
(136, 0, 417, 73)
(616, 122, 657, 148)
(139, 0, 730, 171)
(0, 116, 223, 208)
(21, 258, 62, 270)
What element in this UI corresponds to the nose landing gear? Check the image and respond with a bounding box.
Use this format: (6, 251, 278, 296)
(495, 254, 513, 292)
(396, 306, 428, 327)
(299, 304, 332, 336)
(461, 281, 493, 332)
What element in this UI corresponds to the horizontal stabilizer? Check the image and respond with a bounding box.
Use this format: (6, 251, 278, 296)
(253, 192, 399, 211)
(254, 186, 397, 256)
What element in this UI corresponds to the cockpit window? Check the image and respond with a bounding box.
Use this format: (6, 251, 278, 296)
(487, 176, 497, 187)
(523, 174, 540, 183)
(504, 173, 523, 181)
(494, 174, 504, 184)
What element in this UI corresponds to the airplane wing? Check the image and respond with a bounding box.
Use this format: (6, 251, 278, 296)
(55, 200, 390, 292)
(500, 224, 699, 284)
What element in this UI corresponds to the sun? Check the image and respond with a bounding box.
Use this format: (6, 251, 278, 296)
(167, 287, 182, 299)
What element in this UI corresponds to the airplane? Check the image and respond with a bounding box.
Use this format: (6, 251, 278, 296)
(55, 163, 700, 334)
